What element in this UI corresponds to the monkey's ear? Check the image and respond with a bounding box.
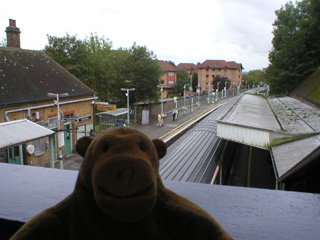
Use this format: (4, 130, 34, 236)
(76, 136, 93, 157)
(152, 139, 167, 159)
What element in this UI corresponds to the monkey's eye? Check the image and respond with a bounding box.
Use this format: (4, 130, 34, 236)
(102, 142, 109, 152)
(139, 142, 146, 152)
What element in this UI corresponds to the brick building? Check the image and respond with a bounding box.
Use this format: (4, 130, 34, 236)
(197, 60, 243, 94)
(157, 60, 178, 98)
(0, 19, 96, 167)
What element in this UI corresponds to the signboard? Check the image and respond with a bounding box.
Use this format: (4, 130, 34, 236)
(97, 105, 117, 112)
(63, 118, 78, 123)
(78, 116, 92, 123)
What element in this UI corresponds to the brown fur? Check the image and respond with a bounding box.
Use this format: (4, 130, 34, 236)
(11, 127, 233, 239)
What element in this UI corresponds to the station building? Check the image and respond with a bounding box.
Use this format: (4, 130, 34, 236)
(0, 19, 96, 167)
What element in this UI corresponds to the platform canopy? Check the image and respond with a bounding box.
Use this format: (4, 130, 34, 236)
(96, 108, 128, 117)
(0, 119, 54, 150)
(217, 94, 320, 183)
(217, 94, 289, 149)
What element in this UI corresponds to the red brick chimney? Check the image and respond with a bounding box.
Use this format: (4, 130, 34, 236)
(6, 19, 21, 48)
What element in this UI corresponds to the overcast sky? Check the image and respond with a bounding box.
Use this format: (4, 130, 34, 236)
(1, 0, 289, 71)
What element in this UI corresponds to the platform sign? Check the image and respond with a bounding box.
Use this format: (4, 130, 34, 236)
(97, 105, 117, 112)
(78, 116, 92, 123)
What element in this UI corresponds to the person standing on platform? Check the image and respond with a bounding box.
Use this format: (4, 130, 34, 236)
(172, 109, 176, 121)
(157, 113, 163, 127)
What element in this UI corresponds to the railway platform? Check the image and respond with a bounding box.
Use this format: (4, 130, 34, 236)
(64, 97, 232, 170)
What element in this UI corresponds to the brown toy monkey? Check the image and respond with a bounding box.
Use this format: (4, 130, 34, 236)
(11, 127, 233, 240)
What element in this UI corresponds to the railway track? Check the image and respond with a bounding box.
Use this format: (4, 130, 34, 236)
(159, 96, 241, 183)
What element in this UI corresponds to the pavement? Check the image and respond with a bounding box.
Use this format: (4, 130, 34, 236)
(63, 97, 234, 171)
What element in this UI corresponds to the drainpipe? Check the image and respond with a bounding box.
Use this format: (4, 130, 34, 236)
(5, 97, 98, 121)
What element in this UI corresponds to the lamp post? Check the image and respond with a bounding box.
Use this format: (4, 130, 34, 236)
(183, 84, 189, 115)
(121, 88, 135, 127)
(189, 74, 193, 113)
(207, 82, 211, 104)
(196, 86, 201, 108)
(157, 85, 164, 117)
(224, 82, 227, 98)
(47, 92, 69, 169)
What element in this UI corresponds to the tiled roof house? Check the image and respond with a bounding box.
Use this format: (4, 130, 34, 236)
(177, 63, 198, 75)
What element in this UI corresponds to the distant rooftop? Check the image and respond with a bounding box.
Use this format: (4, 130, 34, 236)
(198, 60, 243, 70)
(157, 60, 178, 72)
(176, 63, 197, 71)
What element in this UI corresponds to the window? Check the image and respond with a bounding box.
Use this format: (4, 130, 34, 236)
(168, 81, 174, 85)
(206, 75, 209, 78)
(212, 75, 215, 78)
(218, 69, 221, 72)
(8, 146, 19, 159)
(34, 138, 46, 156)
(48, 117, 58, 129)
(168, 72, 174, 77)
(224, 69, 227, 72)
(206, 68, 209, 71)
(160, 80, 165, 84)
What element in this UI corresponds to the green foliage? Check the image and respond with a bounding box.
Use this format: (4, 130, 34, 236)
(212, 76, 231, 91)
(293, 67, 320, 104)
(44, 33, 114, 100)
(192, 72, 198, 91)
(243, 70, 266, 88)
(44, 35, 161, 106)
(165, 60, 176, 67)
(112, 43, 162, 105)
(267, 0, 320, 94)
(174, 69, 190, 95)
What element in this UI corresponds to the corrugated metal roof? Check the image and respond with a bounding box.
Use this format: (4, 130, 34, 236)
(271, 135, 320, 180)
(221, 94, 281, 131)
(0, 119, 54, 150)
(217, 94, 283, 149)
(218, 93, 320, 181)
(96, 108, 128, 117)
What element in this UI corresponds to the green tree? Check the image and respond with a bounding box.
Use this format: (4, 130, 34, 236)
(44, 35, 161, 106)
(192, 72, 198, 91)
(212, 76, 231, 91)
(82, 34, 115, 101)
(174, 69, 189, 95)
(44, 33, 115, 101)
(112, 43, 162, 106)
(166, 60, 176, 66)
(267, 0, 320, 94)
(243, 70, 266, 88)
